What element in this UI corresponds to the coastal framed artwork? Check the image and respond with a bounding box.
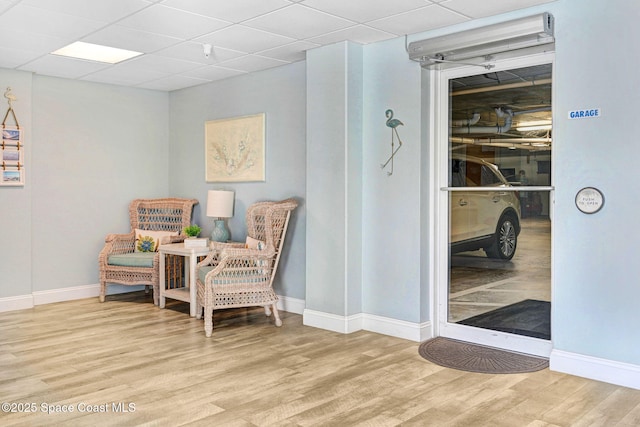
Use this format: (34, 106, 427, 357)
(205, 113, 265, 182)
(2, 168, 23, 186)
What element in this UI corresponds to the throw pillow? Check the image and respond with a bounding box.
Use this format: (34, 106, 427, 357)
(134, 229, 178, 252)
(245, 236, 266, 250)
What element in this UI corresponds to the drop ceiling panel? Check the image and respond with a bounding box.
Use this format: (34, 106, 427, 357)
(307, 25, 396, 46)
(257, 41, 320, 62)
(83, 26, 182, 54)
(443, 0, 556, 19)
(195, 25, 296, 54)
(18, 54, 111, 79)
(218, 55, 288, 73)
(245, 4, 354, 39)
(154, 42, 245, 65)
(0, 0, 556, 91)
(302, 0, 432, 23)
(116, 4, 231, 40)
(368, 5, 467, 35)
(20, 0, 149, 22)
(0, 4, 105, 41)
(161, 0, 291, 23)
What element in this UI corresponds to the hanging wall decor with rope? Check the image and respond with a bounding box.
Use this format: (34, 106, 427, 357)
(1, 87, 23, 186)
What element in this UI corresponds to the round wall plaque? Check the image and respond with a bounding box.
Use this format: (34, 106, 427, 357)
(575, 187, 604, 214)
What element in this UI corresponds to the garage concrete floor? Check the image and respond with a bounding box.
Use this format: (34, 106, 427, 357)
(448, 217, 551, 323)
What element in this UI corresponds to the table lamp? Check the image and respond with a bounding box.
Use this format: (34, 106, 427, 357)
(206, 190, 234, 242)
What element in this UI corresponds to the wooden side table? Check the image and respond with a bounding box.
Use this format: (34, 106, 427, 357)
(158, 242, 210, 317)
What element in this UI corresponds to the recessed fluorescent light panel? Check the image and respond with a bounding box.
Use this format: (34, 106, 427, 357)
(51, 42, 142, 64)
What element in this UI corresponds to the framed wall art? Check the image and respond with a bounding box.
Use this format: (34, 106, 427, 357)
(205, 113, 265, 182)
(2, 88, 23, 187)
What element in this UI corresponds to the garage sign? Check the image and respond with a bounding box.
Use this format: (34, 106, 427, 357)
(568, 108, 601, 120)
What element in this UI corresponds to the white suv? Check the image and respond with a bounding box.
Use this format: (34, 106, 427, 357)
(450, 155, 521, 260)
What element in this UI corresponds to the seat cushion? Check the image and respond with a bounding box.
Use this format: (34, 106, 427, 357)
(198, 266, 215, 284)
(108, 252, 156, 268)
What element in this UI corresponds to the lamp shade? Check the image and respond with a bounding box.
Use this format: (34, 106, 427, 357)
(206, 190, 234, 218)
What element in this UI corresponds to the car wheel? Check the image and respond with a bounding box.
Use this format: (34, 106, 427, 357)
(485, 215, 517, 260)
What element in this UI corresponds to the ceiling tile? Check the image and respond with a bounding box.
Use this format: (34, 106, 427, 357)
(184, 65, 246, 81)
(301, 0, 430, 23)
(18, 55, 111, 80)
(83, 26, 182, 53)
(137, 74, 210, 91)
(154, 42, 245, 65)
(307, 25, 397, 45)
(0, 46, 44, 69)
(218, 55, 289, 73)
(122, 54, 202, 74)
(0, 0, 558, 91)
(116, 4, 231, 40)
(257, 41, 319, 62)
(20, 0, 149, 22)
(161, 0, 291, 23)
(369, 5, 467, 35)
(0, 0, 14, 13)
(0, 27, 68, 55)
(195, 25, 295, 54)
(80, 66, 169, 87)
(245, 4, 355, 39)
(441, 0, 556, 19)
(0, 4, 105, 40)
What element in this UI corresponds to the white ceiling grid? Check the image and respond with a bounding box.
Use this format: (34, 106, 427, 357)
(0, 0, 554, 91)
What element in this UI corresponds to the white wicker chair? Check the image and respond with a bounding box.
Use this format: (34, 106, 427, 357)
(98, 198, 198, 304)
(196, 198, 297, 337)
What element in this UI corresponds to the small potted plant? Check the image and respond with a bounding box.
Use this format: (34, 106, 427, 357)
(183, 224, 201, 238)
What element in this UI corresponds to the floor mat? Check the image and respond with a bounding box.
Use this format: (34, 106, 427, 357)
(418, 337, 549, 374)
(457, 299, 550, 340)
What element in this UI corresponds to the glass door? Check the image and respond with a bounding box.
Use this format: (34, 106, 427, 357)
(437, 57, 554, 357)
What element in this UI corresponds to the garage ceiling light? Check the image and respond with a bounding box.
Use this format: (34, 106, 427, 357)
(51, 42, 143, 64)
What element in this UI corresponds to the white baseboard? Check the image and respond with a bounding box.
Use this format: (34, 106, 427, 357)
(303, 309, 432, 342)
(0, 294, 34, 312)
(0, 284, 142, 313)
(1, 284, 305, 315)
(550, 349, 640, 390)
(276, 295, 305, 315)
(32, 284, 101, 305)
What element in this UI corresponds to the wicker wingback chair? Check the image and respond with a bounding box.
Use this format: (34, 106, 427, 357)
(196, 198, 297, 337)
(99, 198, 198, 304)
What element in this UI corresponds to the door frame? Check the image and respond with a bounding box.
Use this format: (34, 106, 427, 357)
(430, 52, 555, 357)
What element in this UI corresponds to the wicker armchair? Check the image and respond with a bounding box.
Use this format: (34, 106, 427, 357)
(196, 198, 297, 337)
(99, 198, 198, 304)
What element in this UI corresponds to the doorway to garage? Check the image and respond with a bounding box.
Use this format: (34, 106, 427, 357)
(436, 56, 553, 357)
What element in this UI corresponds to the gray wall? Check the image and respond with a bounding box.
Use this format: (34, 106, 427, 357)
(0, 69, 32, 298)
(168, 62, 306, 300)
(0, 73, 169, 298)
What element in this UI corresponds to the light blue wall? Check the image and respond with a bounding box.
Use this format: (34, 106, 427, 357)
(31, 76, 170, 292)
(550, 0, 640, 365)
(168, 62, 306, 300)
(0, 69, 32, 298)
(306, 42, 363, 316)
(0, 72, 169, 298)
(362, 37, 424, 323)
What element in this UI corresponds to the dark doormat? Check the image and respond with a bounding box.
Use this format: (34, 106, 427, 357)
(418, 337, 549, 374)
(457, 299, 551, 340)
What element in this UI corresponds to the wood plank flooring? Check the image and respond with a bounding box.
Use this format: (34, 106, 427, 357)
(1, 291, 639, 426)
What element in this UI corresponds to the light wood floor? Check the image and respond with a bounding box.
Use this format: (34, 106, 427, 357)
(1, 292, 639, 426)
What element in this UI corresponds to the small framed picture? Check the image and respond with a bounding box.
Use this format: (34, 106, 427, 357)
(2, 148, 22, 164)
(2, 126, 21, 144)
(2, 168, 24, 186)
